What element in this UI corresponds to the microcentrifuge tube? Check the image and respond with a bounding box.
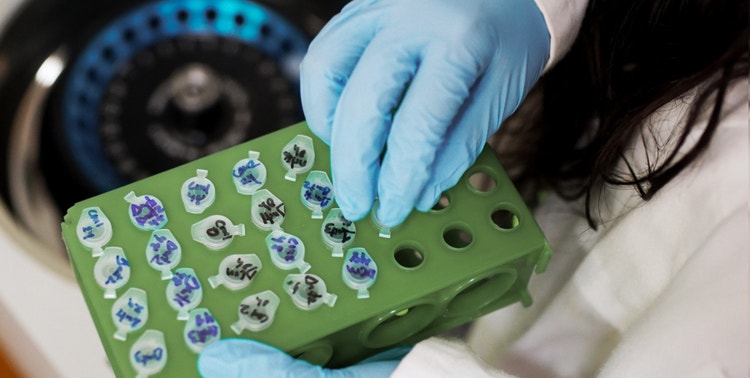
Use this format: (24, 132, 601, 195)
(190, 215, 245, 250)
(76, 206, 113, 257)
(251, 189, 286, 231)
(281, 134, 315, 181)
(181, 169, 215, 214)
(283, 273, 337, 311)
(129, 329, 167, 378)
(232, 150, 267, 195)
(342, 248, 378, 299)
(208, 254, 262, 290)
(166, 267, 203, 321)
(145, 229, 181, 280)
(124, 191, 168, 231)
(300, 170, 334, 219)
(265, 230, 311, 273)
(94, 247, 131, 299)
(231, 290, 280, 334)
(183, 308, 221, 353)
(321, 208, 356, 257)
(112, 288, 148, 341)
(370, 200, 392, 239)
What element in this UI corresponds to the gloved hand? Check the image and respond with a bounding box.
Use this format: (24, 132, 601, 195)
(197, 338, 411, 377)
(300, 0, 550, 227)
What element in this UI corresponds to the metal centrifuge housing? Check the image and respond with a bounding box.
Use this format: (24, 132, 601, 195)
(0, 0, 344, 376)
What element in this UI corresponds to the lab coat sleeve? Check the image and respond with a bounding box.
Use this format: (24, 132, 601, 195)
(596, 206, 749, 377)
(391, 338, 517, 378)
(532, 0, 589, 68)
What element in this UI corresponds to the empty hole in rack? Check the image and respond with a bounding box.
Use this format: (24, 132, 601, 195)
(293, 341, 334, 366)
(468, 170, 497, 193)
(431, 193, 450, 212)
(394, 246, 424, 269)
(443, 226, 473, 249)
(362, 303, 440, 348)
(492, 208, 519, 230)
(444, 269, 517, 318)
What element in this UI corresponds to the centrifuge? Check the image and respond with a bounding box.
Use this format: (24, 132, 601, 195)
(0, 0, 344, 376)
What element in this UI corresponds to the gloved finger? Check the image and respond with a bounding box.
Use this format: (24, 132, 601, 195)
(376, 48, 485, 227)
(413, 76, 503, 211)
(329, 361, 402, 378)
(327, 347, 411, 378)
(328, 37, 418, 221)
(356, 346, 412, 364)
(414, 47, 545, 211)
(300, 0, 379, 144)
(197, 339, 324, 378)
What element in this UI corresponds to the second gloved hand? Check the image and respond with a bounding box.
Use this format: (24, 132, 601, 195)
(198, 338, 410, 377)
(300, 0, 550, 227)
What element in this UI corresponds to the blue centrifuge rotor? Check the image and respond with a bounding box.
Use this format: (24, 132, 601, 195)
(62, 0, 310, 191)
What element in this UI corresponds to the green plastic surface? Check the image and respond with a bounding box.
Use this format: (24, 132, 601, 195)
(61, 121, 552, 377)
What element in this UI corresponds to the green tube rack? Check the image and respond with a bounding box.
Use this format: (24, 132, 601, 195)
(61, 121, 552, 377)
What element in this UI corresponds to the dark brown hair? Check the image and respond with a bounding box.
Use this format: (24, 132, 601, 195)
(497, 0, 749, 227)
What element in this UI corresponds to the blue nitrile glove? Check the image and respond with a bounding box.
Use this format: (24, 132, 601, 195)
(197, 338, 411, 377)
(300, 0, 550, 227)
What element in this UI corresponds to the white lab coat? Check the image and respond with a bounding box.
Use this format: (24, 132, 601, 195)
(392, 0, 750, 376)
